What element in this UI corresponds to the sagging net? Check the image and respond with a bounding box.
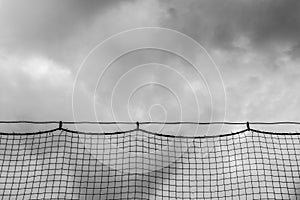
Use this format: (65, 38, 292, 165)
(0, 128, 300, 199)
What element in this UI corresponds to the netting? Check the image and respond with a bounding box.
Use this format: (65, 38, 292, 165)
(1, 127, 300, 199)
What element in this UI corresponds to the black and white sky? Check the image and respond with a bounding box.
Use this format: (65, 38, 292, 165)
(0, 0, 300, 133)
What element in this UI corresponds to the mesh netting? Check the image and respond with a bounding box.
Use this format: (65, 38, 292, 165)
(0, 128, 300, 199)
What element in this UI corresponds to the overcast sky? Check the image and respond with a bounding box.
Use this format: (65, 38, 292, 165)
(0, 0, 300, 133)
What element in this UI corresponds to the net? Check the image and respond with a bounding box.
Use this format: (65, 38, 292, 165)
(0, 127, 300, 199)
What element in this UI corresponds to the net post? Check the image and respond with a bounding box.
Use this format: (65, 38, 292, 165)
(59, 121, 63, 130)
(246, 121, 250, 131)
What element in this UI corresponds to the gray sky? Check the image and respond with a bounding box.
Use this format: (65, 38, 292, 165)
(0, 0, 300, 133)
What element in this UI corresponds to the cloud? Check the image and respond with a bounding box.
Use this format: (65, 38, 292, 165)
(288, 43, 300, 61)
(0, 0, 175, 129)
(157, 0, 300, 123)
(0, 0, 125, 51)
(0, 0, 167, 66)
(163, 0, 300, 52)
(0, 54, 73, 122)
(1, 0, 300, 133)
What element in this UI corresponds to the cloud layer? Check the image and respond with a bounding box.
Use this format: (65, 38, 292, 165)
(0, 0, 300, 133)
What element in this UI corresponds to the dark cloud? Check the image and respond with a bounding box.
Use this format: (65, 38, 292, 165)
(288, 43, 300, 60)
(163, 0, 300, 53)
(0, 0, 131, 64)
(2, 0, 299, 64)
(0, 0, 128, 43)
